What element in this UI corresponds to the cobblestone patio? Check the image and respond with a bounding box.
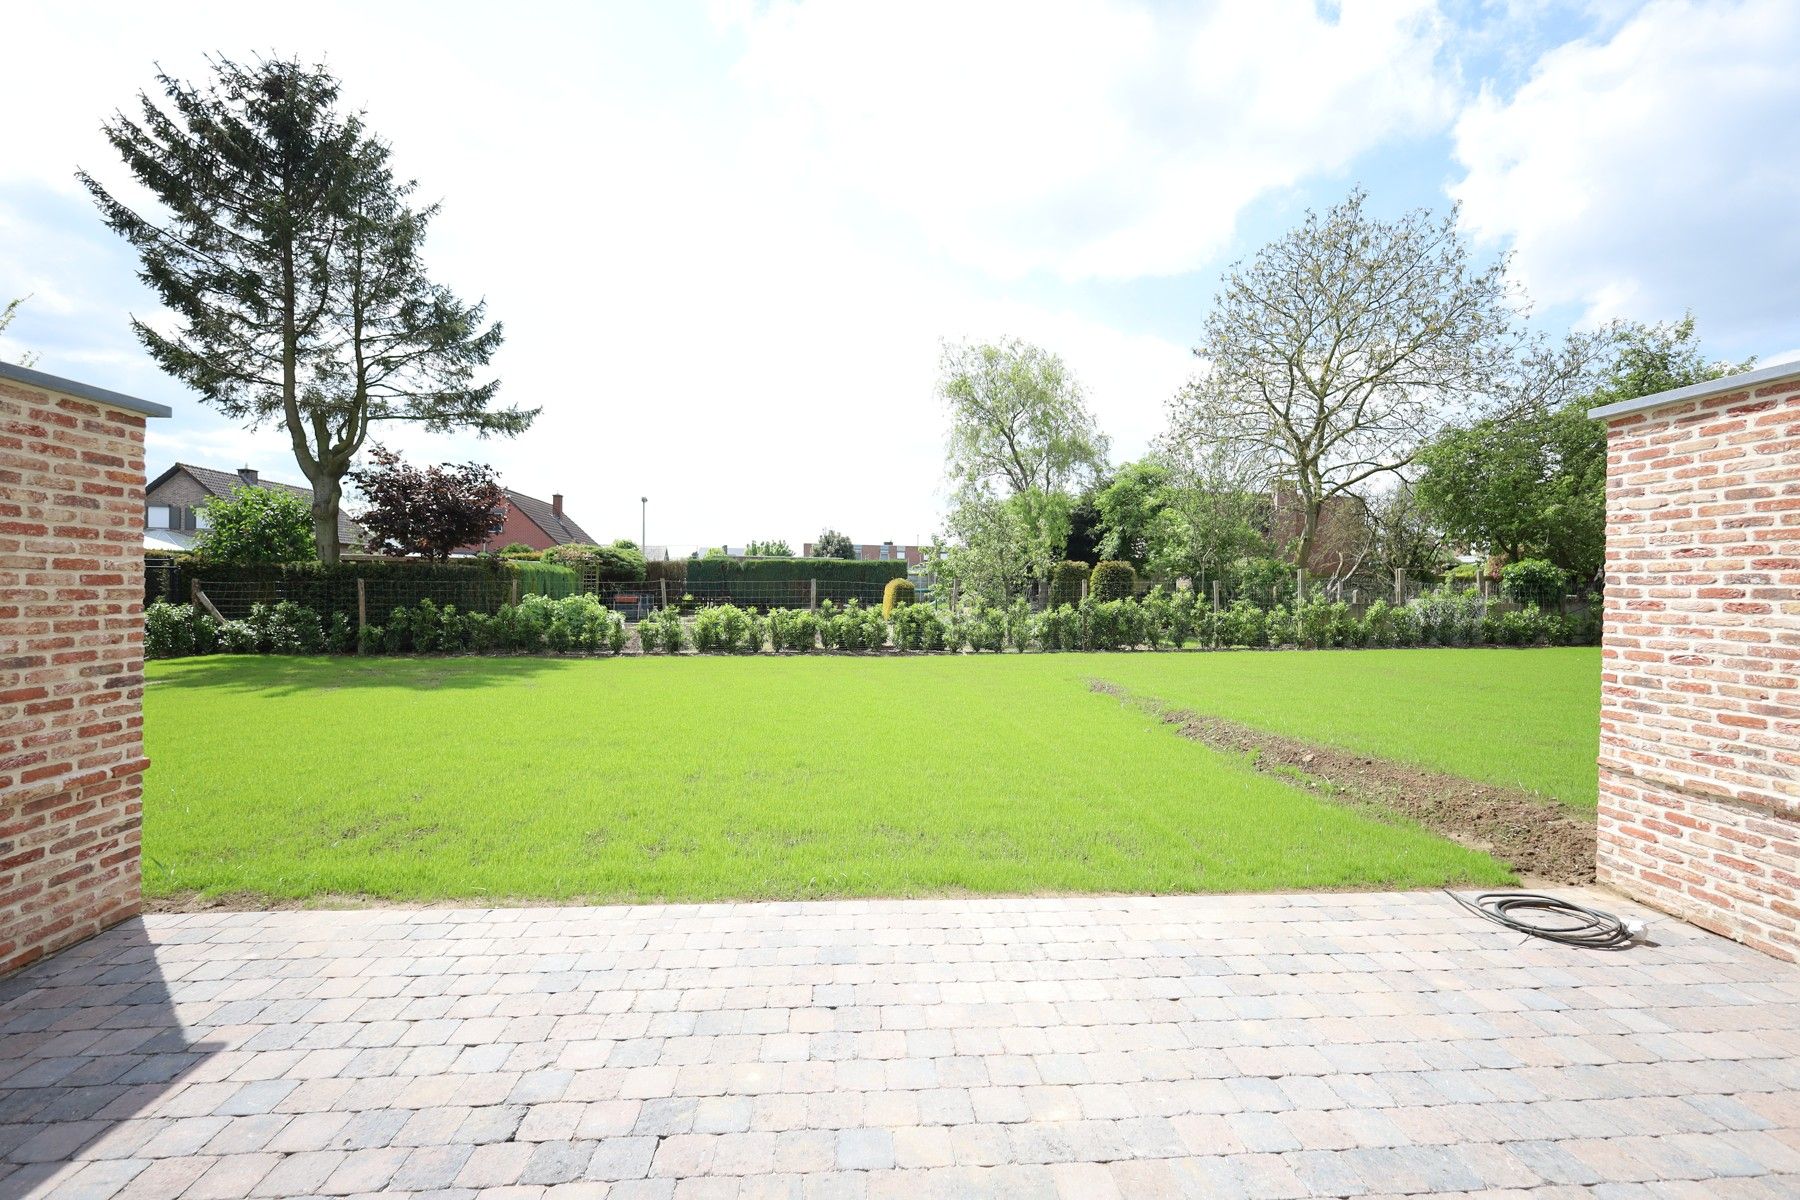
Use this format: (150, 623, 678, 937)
(3, 891, 1799, 1199)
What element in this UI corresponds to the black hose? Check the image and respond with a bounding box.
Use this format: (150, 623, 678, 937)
(1445, 889, 1638, 950)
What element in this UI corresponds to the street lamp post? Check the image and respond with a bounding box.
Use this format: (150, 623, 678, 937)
(640, 496, 647, 554)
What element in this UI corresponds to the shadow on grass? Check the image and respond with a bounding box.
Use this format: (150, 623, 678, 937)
(146, 653, 598, 698)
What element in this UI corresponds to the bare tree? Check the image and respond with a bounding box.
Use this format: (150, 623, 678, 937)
(1169, 189, 1530, 571)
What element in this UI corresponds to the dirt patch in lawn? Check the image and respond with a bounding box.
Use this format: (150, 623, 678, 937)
(1090, 679, 1595, 884)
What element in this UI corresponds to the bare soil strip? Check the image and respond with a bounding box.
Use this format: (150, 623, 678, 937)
(1089, 679, 1596, 884)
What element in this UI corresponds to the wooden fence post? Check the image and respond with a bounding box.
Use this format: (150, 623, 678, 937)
(511, 578, 519, 606)
(809, 579, 818, 611)
(1296, 567, 1306, 603)
(1394, 566, 1405, 606)
(659, 579, 668, 610)
(356, 577, 366, 650)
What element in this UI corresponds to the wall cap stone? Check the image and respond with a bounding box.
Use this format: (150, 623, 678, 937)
(0, 359, 171, 418)
(1589, 360, 1800, 422)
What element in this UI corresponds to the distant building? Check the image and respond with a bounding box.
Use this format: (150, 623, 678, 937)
(801, 540, 927, 566)
(468, 490, 595, 553)
(145, 463, 361, 555)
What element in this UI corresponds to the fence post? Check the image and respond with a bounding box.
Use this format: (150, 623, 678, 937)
(809, 579, 818, 611)
(356, 577, 367, 649)
(659, 579, 668, 610)
(511, 578, 520, 606)
(1296, 567, 1306, 603)
(1394, 567, 1404, 606)
(1211, 579, 1221, 649)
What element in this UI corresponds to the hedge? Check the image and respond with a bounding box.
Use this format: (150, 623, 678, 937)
(170, 556, 577, 619)
(685, 556, 907, 586)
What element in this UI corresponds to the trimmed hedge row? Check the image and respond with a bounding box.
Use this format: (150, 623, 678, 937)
(160, 556, 579, 616)
(147, 593, 624, 659)
(149, 587, 1597, 659)
(685, 556, 908, 586)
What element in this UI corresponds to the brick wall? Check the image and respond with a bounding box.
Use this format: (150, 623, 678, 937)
(1, 370, 160, 975)
(1595, 368, 1800, 961)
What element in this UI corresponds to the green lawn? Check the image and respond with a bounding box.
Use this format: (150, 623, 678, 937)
(1081, 647, 1601, 808)
(140, 649, 1598, 905)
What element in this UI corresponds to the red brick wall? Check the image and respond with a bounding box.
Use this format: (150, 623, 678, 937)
(0, 376, 151, 975)
(470, 500, 553, 553)
(1596, 371, 1800, 961)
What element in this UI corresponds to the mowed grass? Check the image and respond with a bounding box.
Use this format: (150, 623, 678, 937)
(139, 653, 1540, 904)
(1081, 647, 1601, 809)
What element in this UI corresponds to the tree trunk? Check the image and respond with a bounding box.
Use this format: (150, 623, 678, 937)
(1294, 499, 1321, 577)
(313, 474, 342, 565)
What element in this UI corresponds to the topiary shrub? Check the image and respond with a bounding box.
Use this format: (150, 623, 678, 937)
(1090, 560, 1136, 602)
(1048, 560, 1091, 607)
(1500, 558, 1568, 608)
(882, 576, 916, 618)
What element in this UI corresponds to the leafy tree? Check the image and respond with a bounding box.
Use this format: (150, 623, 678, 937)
(81, 56, 533, 564)
(1417, 316, 1745, 585)
(0, 295, 40, 367)
(1169, 189, 1546, 570)
(349, 444, 505, 560)
(1147, 438, 1270, 586)
(940, 337, 1108, 500)
(811, 529, 855, 559)
(192, 484, 315, 563)
(937, 492, 1041, 606)
(1094, 461, 1173, 568)
(746, 539, 792, 556)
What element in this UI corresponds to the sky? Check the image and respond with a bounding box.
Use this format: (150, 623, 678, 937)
(3, 0, 1797, 553)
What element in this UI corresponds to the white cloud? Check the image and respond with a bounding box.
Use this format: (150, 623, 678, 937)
(1451, 0, 1800, 352)
(727, 0, 1454, 280)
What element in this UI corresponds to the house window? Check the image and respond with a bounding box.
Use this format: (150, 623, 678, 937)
(147, 505, 171, 529)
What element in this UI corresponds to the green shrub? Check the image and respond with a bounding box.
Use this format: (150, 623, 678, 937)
(768, 607, 820, 652)
(964, 605, 1006, 652)
(1048, 561, 1090, 607)
(546, 540, 647, 583)
(1215, 600, 1266, 648)
(144, 601, 219, 659)
(218, 619, 258, 653)
(358, 623, 384, 654)
(891, 604, 949, 651)
(1002, 598, 1035, 652)
(1501, 558, 1568, 608)
(645, 558, 688, 587)
(1264, 603, 1293, 647)
(326, 611, 356, 654)
(818, 599, 887, 651)
(1090, 560, 1137, 602)
(1038, 604, 1078, 652)
(694, 604, 761, 653)
(882, 576, 916, 618)
(637, 607, 687, 653)
(499, 542, 536, 555)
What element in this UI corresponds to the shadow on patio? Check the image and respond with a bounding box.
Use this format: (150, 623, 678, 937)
(0, 919, 222, 1196)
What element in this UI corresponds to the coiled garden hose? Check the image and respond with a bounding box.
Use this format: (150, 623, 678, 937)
(1446, 889, 1641, 949)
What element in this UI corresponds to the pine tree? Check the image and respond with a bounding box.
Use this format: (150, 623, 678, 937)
(80, 56, 533, 563)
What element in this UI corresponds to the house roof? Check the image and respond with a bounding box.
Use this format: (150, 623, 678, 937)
(0, 360, 172, 418)
(1588, 360, 1800, 421)
(505, 489, 593, 545)
(148, 462, 362, 547)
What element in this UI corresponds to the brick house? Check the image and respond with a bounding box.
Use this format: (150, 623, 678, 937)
(1, 362, 167, 974)
(468, 489, 595, 553)
(144, 462, 361, 556)
(800, 540, 927, 566)
(1591, 361, 1800, 961)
